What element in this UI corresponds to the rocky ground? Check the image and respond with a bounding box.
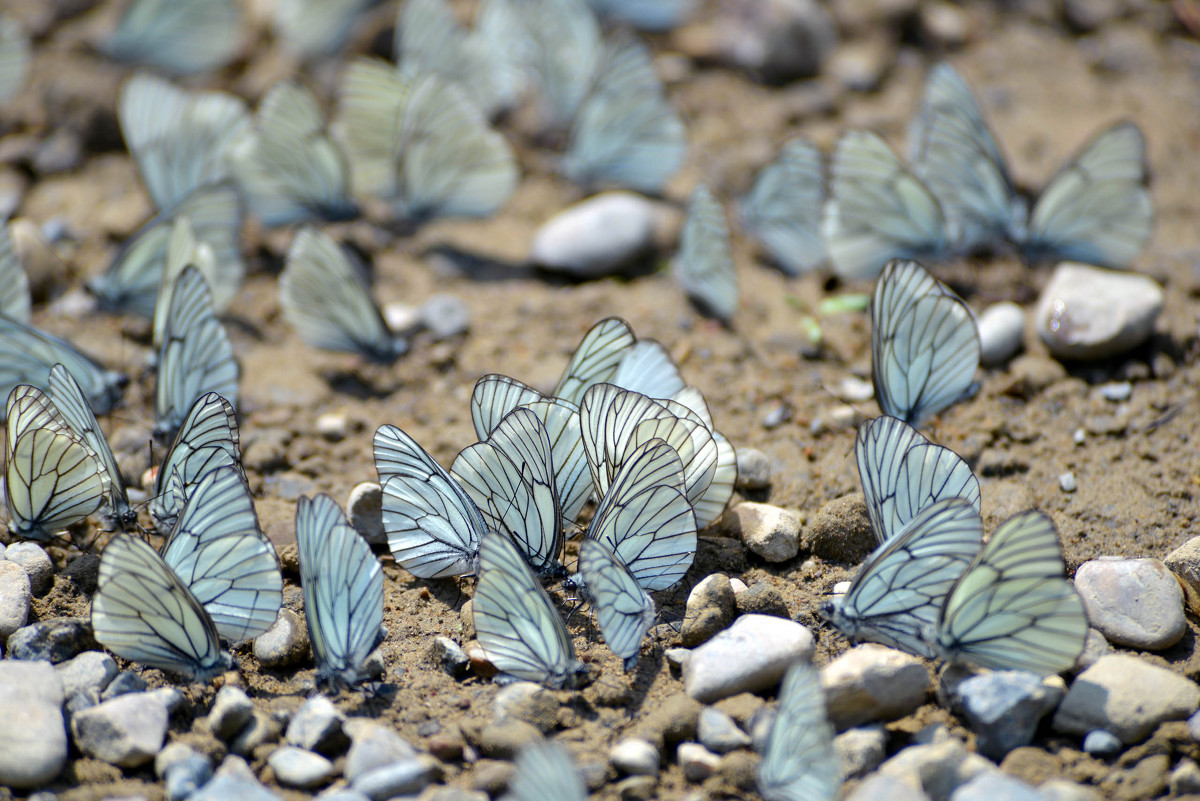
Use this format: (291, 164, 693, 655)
(2, 0, 1200, 799)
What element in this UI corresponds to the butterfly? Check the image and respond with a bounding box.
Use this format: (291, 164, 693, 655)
(272, 0, 376, 60)
(227, 81, 357, 229)
(502, 741, 587, 801)
(739, 138, 828, 276)
(611, 340, 685, 402)
(577, 537, 655, 670)
(871, 259, 979, 427)
(674, 184, 737, 322)
(856, 414, 980, 546)
(0, 316, 128, 418)
(101, 0, 242, 76)
(756, 660, 842, 801)
(278, 228, 407, 363)
(154, 266, 239, 444)
(295, 493, 385, 690)
(0, 15, 29, 105)
(822, 130, 948, 281)
(4, 385, 107, 541)
(931, 509, 1089, 676)
(0, 222, 31, 323)
(667, 386, 737, 529)
(473, 531, 591, 688)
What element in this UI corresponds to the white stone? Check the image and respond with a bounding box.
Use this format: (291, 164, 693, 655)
(1035, 262, 1164, 360)
(697, 707, 751, 753)
(344, 720, 418, 782)
(1076, 628, 1113, 672)
(1075, 557, 1186, 649)
(530, 192, 656, 277)
(835, 725, 887, 778)
(353, 759, 433, 800)
(680, 572, 735, 646)
(0, 699, 68, 788)
(878, 739, 995, 801)
(847, 773, 932, 801)
(315, 413, 349, 441)
(1053, 655, 1200, 743)
(71, 692, 169, 768)
(822, 645, 931, 729)
(422, 294, 470, 339)
(192, 774, 280, 801)
(0, 559, 31, 638)
(683, 615, 814, 703)
(837, 376, 875, 403)
(677, 742, 720, 783)
(5, 542, 53, 595)
(0, 660, 65, 706)
(976, 302, 1025, 366)
(735, 448, 772, 490)
(254, 608, 310, 667)
(269, 746, 334, 789)
(287, 696, 345, 754)
(209, 685, 255, 740)
(725, 502, 801, 563)
(347, 482, 385, 547)
(1058, 472, 1077, 492)
(949, 772, 1040, 801)
(54, 651, 118, 698)
(1082, 729, 1122, 755)
(610, 738, 660, 776)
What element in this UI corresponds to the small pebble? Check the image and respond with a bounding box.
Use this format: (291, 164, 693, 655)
(614, 774, 657, 800)
(208, 685, 255, 740)
(1053, 655, 1200, 743)
(953, 670, 1063, 760)
(762, 400, 794, 429)
(254, 609, 310, 668)
(729, 578, 748, 594)
(721, 503, 801, 563)
(1035, 262, 1164, 361)
(1058, 472, 1077, 492)
(677, 742, 720, 782)
(709, 0, 836, 82)
(610, 738, 660, 776)
(828, 39, 893, 91)
(347, 482, 385, 547)
(680, 573, 736, 647)
(5, 542, 53, 595)
(70, 692, 169, 768)
(315, 413, 349, 441)
(0, 559, 31, 639)
(1038, 779, 1102, 801)
(1073, 428, 1086, 445)
(664, 648, 691, 671)
(155, 741, 204, 777)
(1074, 628, 1113, 673)
(191, 774, 280, 801)
(429, 636, 470, 679)
(493, 682, 558, 733)
(352, 759, 433, 800)
(734, 448, 772, 490)
(231, 711, 284, 757)
(287, 696, 346, 755)
(835, 725, 887, 778)
(147, 686, 185, 714)
(837, 376, 874, 403)
(382, 302, 422, 334)
(847, 773, 933, 801)
(6, 617, 95, 663)
(269, 746, 334, 789)
(345, 720, 419, 782)
(1082, 729, 1122, 756)
(530, 192, 657, 277)
(949, 772, 1040, 801)
(0, 660, 64, 707)
(823, 645, 931, 729)
(1097, 381, 1132, 402)
(683, 615, 814, 703)
(53, 651, 118, 698)
(164, 753, 213, 801)
(1170, 758, 1200, 796)
(809, 404, 859, 435)
(421, 294, 470, 339)
(1074, 557, 1186, 649)
(697, 707, 751, 754)
(877, 739, 994, 800)
(101, 670, 148, 700)
(976, 301, 1025, 367)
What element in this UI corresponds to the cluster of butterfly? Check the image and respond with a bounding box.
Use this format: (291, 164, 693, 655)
(739, 63, 1153, 281)
(374, 317, 737, 685)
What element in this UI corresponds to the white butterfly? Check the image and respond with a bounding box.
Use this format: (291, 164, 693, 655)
(295, 493, 384, 690)
(279, 228, 407, 363)
(333, 59, 412, 201)
(0, 15, 29, 105)
(473, 531, 591, 688)
(578, 523, 656, 671)
(611, 340, 684, 402)
(101, 0, 242, 76)
(502, 741, 587, 801)
(820, 497, 983, 658)
(856, 415, 980, 546)
(0, 222, 31, 323)
(586, 0, 695, 31)
(756, 660, 842, 801)
(669, 387, 737, 529)
(932, 510, 1089, 676)
(0, 316, 128, 418)
(822, 130, 948, 281)
(154, 266, 239, 444)
(674, 184, 737, 322)
(871, 259, 979, 427)
(273, 0, 375, 60)
(739, 138, 828, 276)
(92, 533, 236, 681)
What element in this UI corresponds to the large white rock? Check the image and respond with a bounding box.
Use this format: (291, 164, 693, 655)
(822, 645, 931, 729)
(0, 699, 68, 788)
(976, 301, 1025, 367)
(1074, 557, 1186, 649)
(530, 192, 657, 277)
(1053, 655, 1200, 743)
(1035, 262, 1163, 361)
(682, 615, 813, 702)
(71, 692, 169, 768)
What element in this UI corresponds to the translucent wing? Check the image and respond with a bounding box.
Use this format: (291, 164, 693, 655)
(0, 16, 30, 104)
(756, 661, 842, 801)
(227, 80, 358, 228)
(375, 424, 487, 578)
(675, 184, 738, 322)
(153, 218, 211, 349)
(578, 538, 655, 671)
(154, 266, 239, 443)
(279, 228, 406, 363)
(871, 259, 979, 427)
(856, 415, 980, 546)
(0, 316, 127, 418)
(273, 0, 375, 59)
(552, 317, 636, 406)
(502, 741, 587, 801)
(0, 223, 30, 323)
(471, 373, 545, 441)
(908, 64, 1025, 253)
(612, 340, 685, 401)
(1023, 122, 1152, 270)
(822, 497, 983, 658)
(101, 0, 242, 76)
(935, 510, 1089, 676)
(509, 0, 602, 132)
(161, 465, 282, 643)
(473, 531, 589, 688)
(563, 32, 687, 194)
(739, 138, 828, 276)
(522, 399, 592, 528)
(296, 494, 384, 689)
(92, 533, 232, 681)
(693, 429, 737, 529)
(822, 130, 947, 281)
(586, 0, 695, 30)
(333, 58, 412, 200)
(150, 392, 243, 533)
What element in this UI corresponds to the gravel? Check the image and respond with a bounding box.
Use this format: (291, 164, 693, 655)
(610, 738, 661, 776)
(696, 707, 751, 753)
(977, 301, 1025, 367)
(268, 746, 334, 789)
(53, 651, 118, 698)
(208, 685, 255, 740)
(287, 696, 346, 755)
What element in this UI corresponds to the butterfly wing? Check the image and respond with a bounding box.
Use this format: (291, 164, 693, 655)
(272, 0, 375, 59)
(553, 317, 636, 406)
(611, 340, 685, 401)
(502, 741, 588, 801)
(0, 224, 30, 323)
(0, 317, 127, 418)
(150, 391, 242, 533)
(102, 0, 242, 77)
(578, 538, 655, 670)
(756, 660, 842, 801)
(739, 137, 828, 276)
(471, 374, 545, 441)
(675, 184, 738, 322)
(333, 59, 412, 201)
(521, 399, 591, 528)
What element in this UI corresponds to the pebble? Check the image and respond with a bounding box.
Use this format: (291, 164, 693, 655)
(159, 748, 212, 801)
(155, 741, 204, 777)
(0, 660, 64, 706)
(231, 711, 284, 756)
(697, 707, 751, 753)
(530, 192, 657, 276)
(664, 648, 691, 671)
(269, 746, 334, 789)
(1097, 381, 1132, 402)
(677, 742, 721, 782)
(722, 502, 801, 563)
(353, 759, 434, 800)
(147, 686, 185, 714)
(287, 696, 346, 755)
(1039, 779, 1102, 801)
(0, 697, 68, 789)
(315, 412, 349, 441)
(823, 645, 931, 729)
(5, 542, 53, 595)
(0, 559, 31, 638)
(1074, 557, 1186, 649)
(430, 636, 470, 679)
(733, 581, 789, 618)
(878, 739, 995, 800)
(976, 301, 1025, 366)
(835, 725, 887, 778)
(762, 401, 794, 429)
(70, 692, 169, 768)
(1170, 759, 1200, 796)
(630, 693, 701, 749)
(102, 670, 148, 700)
(680, 573, 736, 647)
(610, 738, 660, 776)
(209, 685, 255, 740)
(319, 792, 372, 801)
(734, 448, 772, 490)
(683, 615, 814, 703)
(254, 609, 310, 668)
(1035, 262, 1164, 360)
(828, 40, 894, 91)
(808, 404, 859, 434)
(802, 494, 875, 562)
(1189, 707, 1200, 740)
(847, 773, 933, 801)
(421, 294, 471, 340)
(952, 671, 1063, 760)
(1165, 536, 1200, 602)
(1053, 655, 1200, 743)
(837, 375, 875, 403)
(7, 617, 95, 662)
(493, 681, 558, 733)
(347, 482, 386, 546)
(345, 720, 418, 783)
(1082, 729, 1122, 756)
(949, 772, 1040, 801)
(614, 774, 657, 800)
(1058, 472, 1077, 492)
(382, 302, 422, 335)
(705, 0, 837, 81)
(191, 773, 280, 801)
(54, 651, 118, 698)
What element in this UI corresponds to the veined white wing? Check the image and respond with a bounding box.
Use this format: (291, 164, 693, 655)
(279, 228, 407, 363)
(612, 340, 684, 401)
(1023, 122, 1152, 270)
(92, 182, 244, 319)
(152, 218, 213, 349)
(934, 510, 1089, 676)
(0, 223, 30, 323)
(756, 660, 841, 801)
(161, 465, 282, 643)
(0, 316, 127, 418)
(578, 537, 655, 670)
(587, 0, 694, 30)
(92, 533, 234, 681)
(563, 32, 687, 194)
(228, 80, 358, 228)
(822, 130, 947, 281)
(101, 0, 242, 77)
(908, 63, 1025, 253)
(376, 423, 487, 577)
(739, 138, 828, 276)
(118, 73, 249, 212)
(273, 0, 376, 60)
(150, 391, 242, 533)
(296, 493, 384, 690)
(473, 531, 591, 688)
(0, 16, 30, 104)
(471, 373, 545, 441)
(659, 389, 736, 527)
(154, 266, 239, 444)
(552, 316, 636, 406)
(4, 385, 107, 541)
(675, 184, 737, 322)
(508, 0, 602, 132)
(856, 415, 980, 545)
(502, 741, 587, 801)
(332, 58, 412, 200)
(821, 497, 983, 658)
(871, 259, 979, 427)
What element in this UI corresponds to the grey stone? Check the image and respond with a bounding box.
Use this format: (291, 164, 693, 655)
(680, 573, 736, 647)
(70, 692, 169, 768)
(254, 608, 310, 667)
(155, 741, 205, 777)
(677, 742, 720, 782)
(0, 659, 65, 705)
(878, 739, 995, 801)
(530, 192, 656, 276)
(492, 681, 558, 733)
(163, 753, 213, 801)
(711, 0, 838, 83)
(823, 645, 931, 729)
(230, 711, 283, 756)
(344, 720, 418, 782)
(683, 615, 814, 703)
(835, 725, 887, 778)
(208, 685, 255, 740)
(1053, 655, 1200, 743)
(1170, 758, 1200, 796)
(422, 294, 470, 339)
(848, 773, 932, 801)
(5, 542, 53, 595)
(664, 648, 690, 670)
(101, 670, 148, 700)
(948, 772, 1039, 801)
(287, 696, 346, 755)
(64, 687, 100, 718)
(352, 760, 434, 800)
(1036, 262, 1163, 360)
(0, 559, 31, 638)
(697, 707, 751, 753)
(953, 670, 1063, 760)
(6, 617, 95, 662)
(1038, 779, 1102, 801)
(976, 302, 1025, 367)
(269, 746, 334, 789)
(1082, 729, 1122, 756)
(429, 636, 470, 678)
(347, 482, 385, 546)
(191, 774, 280, 801)
(147, 686, 185, 713)
(1058, 472, 1077, 492)
(0, 699, 68, 788)
(216, 753, 261, 783)
(317, 792, 371, 801)
(725, 502, 800, 563)
(735, 448, 772, 490)
(610, 738, 660, 776)
(733, 581, 789, 618)
(54, 651, 118, 698)
(1074, 557, 1186, 649)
